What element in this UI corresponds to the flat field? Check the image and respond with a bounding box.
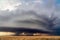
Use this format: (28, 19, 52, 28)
(0, 36, 60, 40)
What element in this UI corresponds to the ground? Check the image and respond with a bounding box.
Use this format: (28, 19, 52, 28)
(0, 36, 60, 40)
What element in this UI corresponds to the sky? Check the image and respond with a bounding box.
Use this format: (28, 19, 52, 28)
(56, 0, 60, 4)
(0, 0, 60, 32)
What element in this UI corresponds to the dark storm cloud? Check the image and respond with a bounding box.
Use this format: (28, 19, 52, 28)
(0, 0, 60, 35)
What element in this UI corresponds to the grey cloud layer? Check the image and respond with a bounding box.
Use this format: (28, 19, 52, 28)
(0, 0, 60, 32)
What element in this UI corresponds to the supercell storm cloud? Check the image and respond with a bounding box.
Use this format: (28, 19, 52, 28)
(0, 0, 60, 35)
